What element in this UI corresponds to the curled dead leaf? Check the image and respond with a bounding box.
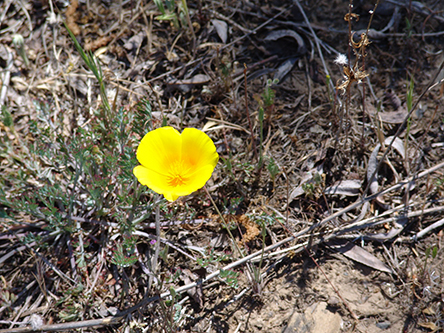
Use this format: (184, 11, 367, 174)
(264, 29, 306, 54)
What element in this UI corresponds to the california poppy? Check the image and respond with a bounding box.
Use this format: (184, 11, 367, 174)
(134, 126, 219, 201)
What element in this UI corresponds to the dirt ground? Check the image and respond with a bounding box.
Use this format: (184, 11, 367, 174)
(1, 0, 444, 332)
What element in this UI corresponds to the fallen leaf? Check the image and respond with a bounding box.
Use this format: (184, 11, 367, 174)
(418, 321, 438, 332)
(387, 136, 405, 159)
(327, 241, 393, 274)
(169, 74, 211, 86)
(212, 19, 228, 44)
(123, 31, 145, 51)
(273, 57, 297, 82)
(324, 179, 362, 196)
(377, 110, 409, 124)
(422, 307, 436, 315)
(168, 74, 212, 93)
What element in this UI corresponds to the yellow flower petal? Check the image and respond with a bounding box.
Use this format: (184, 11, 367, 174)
(133, 126, 218, 201)
(181, 128, 219, 170)
(184, 164, 218, 191)
(133, 165, 171, 197)
(136, 127, 181, 176)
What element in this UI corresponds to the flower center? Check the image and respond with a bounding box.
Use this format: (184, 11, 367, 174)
(168, 174, 186, 187)
(167, 160, 190, 188)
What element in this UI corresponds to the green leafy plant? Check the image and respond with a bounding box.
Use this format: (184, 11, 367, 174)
(154, 0, 192, 32)
(422, 245, 438, 277)
(196, 249, 231, 268)
(111, 235, 139, 267)
(1, 105, 13, 127)
(154, 0, 181, 28)
(302, 172, 324, 198)
(0, 27, 158, 288)
(64, 23, 111, 114)
(157, 286, 186, 333)
(404, 17, 413, 39)
(254, 79, 278, 169)
(267, 157, 280, 184)
(220, 269, 240, 289)
(262, 78, 278, 109)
